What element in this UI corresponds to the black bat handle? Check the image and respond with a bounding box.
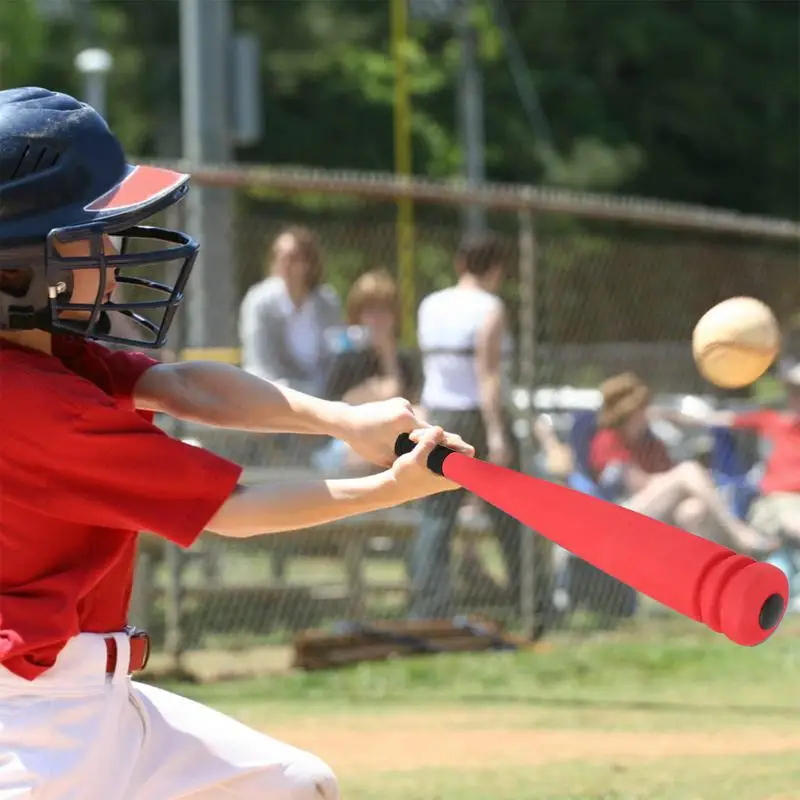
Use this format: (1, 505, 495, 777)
(393, 432, 457, 476)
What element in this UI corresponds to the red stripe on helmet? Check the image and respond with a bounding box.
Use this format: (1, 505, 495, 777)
(84, 165, 188, 213)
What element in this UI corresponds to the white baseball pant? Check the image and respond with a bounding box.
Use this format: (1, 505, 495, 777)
(0, 632, 339, 799)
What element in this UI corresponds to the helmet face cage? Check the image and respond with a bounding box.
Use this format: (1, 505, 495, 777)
(45, 220, 198, 349)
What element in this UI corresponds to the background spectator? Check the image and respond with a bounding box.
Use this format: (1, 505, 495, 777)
(590, 372, 777, 553)
(325, 268, 421, 407)
(312, 269, 422, 476)
(745, 359, 800, 541)
(658, 358, 800, 544)
(409, 231, 522, 619)
(238, 225, 342, 396)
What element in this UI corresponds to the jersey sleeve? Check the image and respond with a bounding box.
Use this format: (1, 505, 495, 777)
(3, 384, 243, 548)
(732, 409, 777, 432)
(93, 345, 160, 408)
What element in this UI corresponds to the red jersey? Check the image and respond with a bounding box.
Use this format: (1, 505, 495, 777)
(0, 336, 243, 681)
(733, 409, 800, 495)
(590, 427, 674, 477)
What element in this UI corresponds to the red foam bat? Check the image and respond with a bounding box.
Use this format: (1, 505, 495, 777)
(395, 433, 788, 647)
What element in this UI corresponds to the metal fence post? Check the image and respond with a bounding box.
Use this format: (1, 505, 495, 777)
(517, 201, 540, 638)
(162, 201, 189, 675)
(164, 542, 187, 672)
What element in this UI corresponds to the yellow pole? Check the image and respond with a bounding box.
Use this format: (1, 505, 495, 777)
(391, 0, 416, 347)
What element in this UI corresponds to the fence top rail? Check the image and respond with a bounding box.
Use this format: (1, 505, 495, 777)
(148, 160, 800, 242)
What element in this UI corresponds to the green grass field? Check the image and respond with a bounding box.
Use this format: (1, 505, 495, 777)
(152, 619, 800, 799)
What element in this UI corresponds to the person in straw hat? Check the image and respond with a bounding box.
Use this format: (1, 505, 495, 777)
(589, 373, 777, 554)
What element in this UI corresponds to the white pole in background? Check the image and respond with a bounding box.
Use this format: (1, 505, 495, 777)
(74, 47, 113, 119)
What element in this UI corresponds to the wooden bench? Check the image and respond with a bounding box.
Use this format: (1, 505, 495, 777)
(130, 464, 553, 644)
(133, 506, 498, 620)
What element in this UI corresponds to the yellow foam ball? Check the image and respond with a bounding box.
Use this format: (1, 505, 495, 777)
(692, 297, 781, 389)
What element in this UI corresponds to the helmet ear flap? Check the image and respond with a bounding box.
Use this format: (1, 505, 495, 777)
(0, 273, 53, 332)
(0, 245, 52, 331)
(0, 268, 34, 299)
(0, 245, 44, 283)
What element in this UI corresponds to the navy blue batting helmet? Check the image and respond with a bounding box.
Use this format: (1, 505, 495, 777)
(0, 87, 198, 348)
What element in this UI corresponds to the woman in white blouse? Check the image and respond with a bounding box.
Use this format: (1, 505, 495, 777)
(238, 226, 342, 397)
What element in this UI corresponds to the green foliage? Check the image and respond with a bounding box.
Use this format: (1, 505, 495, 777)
(2, 0, 795, 216)
(539, 137, 645, 192)
(751, 373, 787, 405)
(0, 0, 47, 89)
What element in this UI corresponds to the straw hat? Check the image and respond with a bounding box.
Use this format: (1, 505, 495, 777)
(597, 372, 652, 429)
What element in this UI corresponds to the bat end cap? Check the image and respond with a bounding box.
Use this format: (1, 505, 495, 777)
(758, 593, 785, 631)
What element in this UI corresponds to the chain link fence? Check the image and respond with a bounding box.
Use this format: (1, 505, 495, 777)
(129, 164, 800, 677)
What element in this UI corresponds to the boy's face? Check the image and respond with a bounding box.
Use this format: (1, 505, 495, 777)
(54, 235, 118, 323)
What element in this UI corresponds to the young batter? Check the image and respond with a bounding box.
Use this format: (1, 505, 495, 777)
(0, 87, 473, 799)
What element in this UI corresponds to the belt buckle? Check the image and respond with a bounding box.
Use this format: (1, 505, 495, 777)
(125, 625, 151, 671)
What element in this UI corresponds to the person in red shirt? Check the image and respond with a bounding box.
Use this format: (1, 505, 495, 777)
(659, 359, 800, 543)
(589, 373, 776, 553)
(0, 87, 473, 800)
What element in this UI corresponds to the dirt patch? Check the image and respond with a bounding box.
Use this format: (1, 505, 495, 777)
(265, 711, 800, 774)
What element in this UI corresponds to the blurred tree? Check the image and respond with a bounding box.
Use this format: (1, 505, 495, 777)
(493, 0, 799, 216)
(234, 0, 461, 178)
(90, 0, 181, 156)
(6, 0, 794, 216)
(0, 0, 54, 91)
